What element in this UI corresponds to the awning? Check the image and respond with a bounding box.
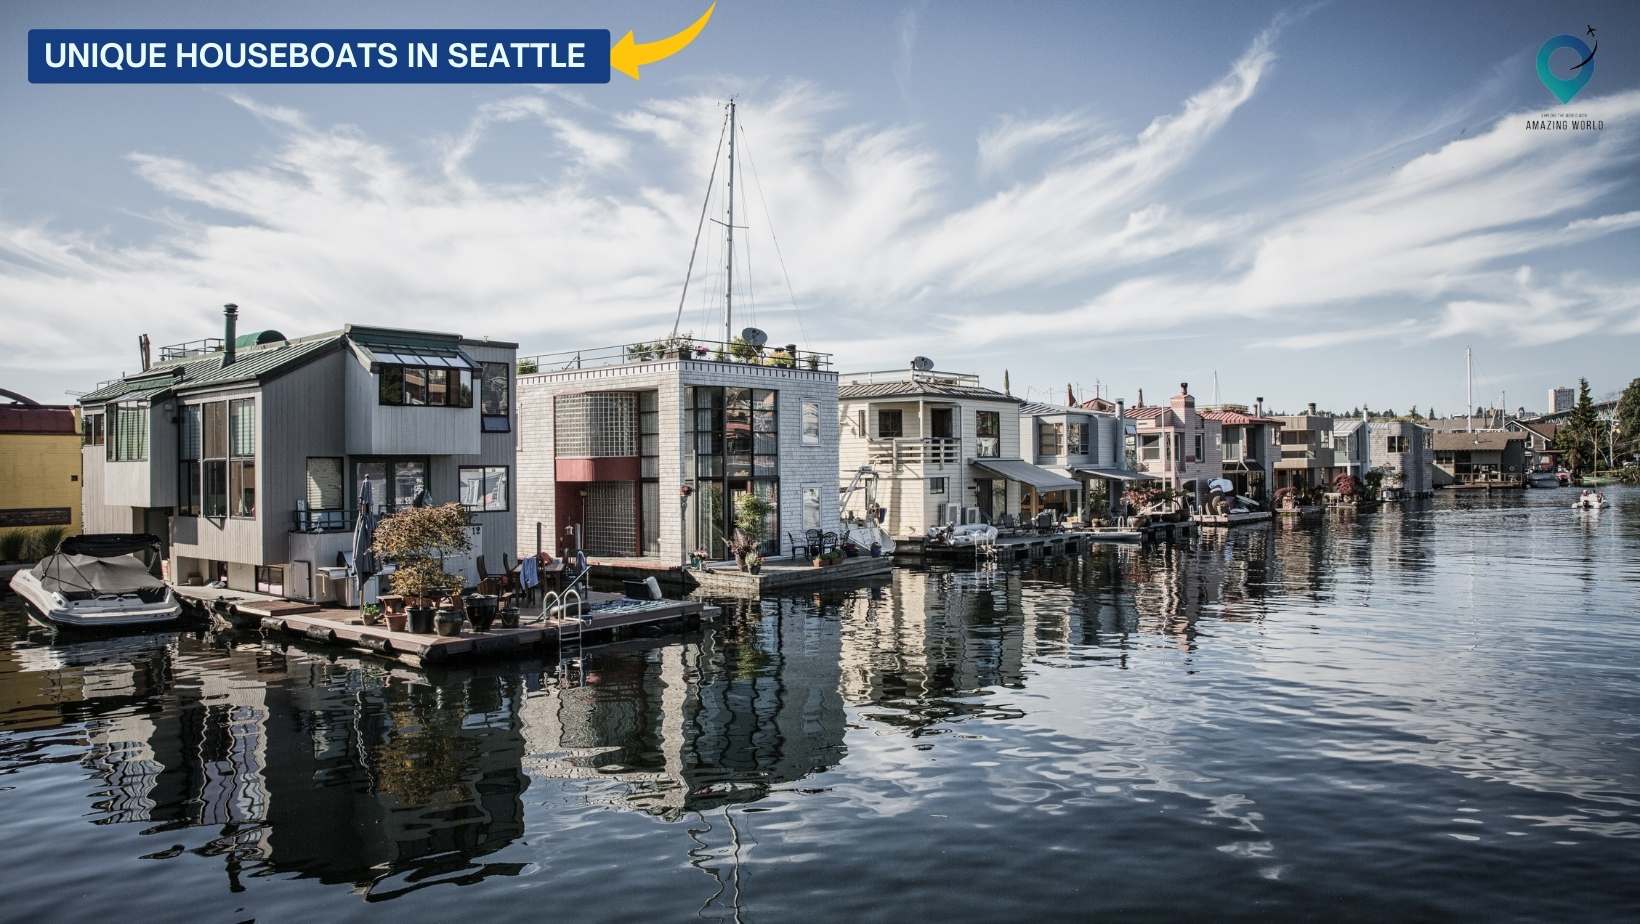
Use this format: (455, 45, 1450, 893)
(972, 459, 1080, 492)
(1069, 466, 1158, 482)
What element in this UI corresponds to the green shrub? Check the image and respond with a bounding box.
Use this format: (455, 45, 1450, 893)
(23, 526, 67, 560)
(0, 530, 27, 562)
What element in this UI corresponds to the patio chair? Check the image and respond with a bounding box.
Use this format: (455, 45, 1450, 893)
(805, 528, 825, 557)
(821, 531, 839, 554)
(788, 531, 810, 557)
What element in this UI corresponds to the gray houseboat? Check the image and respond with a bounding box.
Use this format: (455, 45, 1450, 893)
(78, 306, 517, 601)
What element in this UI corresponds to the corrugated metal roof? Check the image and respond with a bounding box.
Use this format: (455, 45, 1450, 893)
(1019, 401, 1113, 417)
(1125, 406, 1168, 421)
(80, 335, 341, 404)
(1200, 409, 1276, 425)
(838, 380, 1018, 402)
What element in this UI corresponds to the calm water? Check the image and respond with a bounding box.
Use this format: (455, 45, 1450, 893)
(3, 489, 1639, 921)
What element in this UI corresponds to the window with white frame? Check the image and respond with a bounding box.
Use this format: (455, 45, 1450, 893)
(802, 401, 821, 445)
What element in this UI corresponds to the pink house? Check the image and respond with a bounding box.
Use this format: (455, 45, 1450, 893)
(1127, 383, 1222, 507)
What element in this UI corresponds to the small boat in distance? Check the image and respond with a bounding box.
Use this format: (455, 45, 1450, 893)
(7, 533, 182, 630)
(1528, 462, 1560, 489)
(1573, 490, 1608, 511)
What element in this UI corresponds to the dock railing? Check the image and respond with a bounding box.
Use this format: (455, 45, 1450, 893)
(868, 437, 960, 471)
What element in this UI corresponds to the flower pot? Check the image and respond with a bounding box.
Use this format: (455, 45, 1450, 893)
(812, 557, 824, 567)
(434, 610, 463, 637)
(466, 595, 498, 633)
(361, 609, 383, 627)
(498, 605, 520, 629)
(385, 612, 407, 633)
(407, 605, 436, 634)
(748, 560, 762, 574)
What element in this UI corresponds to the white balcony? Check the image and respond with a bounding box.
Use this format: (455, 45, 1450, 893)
(868, 437, 960, 473)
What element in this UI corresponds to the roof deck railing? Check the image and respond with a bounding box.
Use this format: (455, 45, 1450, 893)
(838, 368, 982, 387)
(158, 337, 224, 362)
(517, 336, 833, 376)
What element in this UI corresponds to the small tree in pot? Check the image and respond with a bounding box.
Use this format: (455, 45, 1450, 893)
(372, 503, 471, 633)
(731, 494, 773, 572)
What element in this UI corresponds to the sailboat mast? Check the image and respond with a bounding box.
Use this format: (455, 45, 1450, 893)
(1466, 346, 1473, 433)
(724, 99, 737, 344)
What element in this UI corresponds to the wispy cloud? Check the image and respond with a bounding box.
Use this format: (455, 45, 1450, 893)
(1, 8, 1637, 402)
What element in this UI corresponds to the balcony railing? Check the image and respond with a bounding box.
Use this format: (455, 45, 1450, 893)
(518, 336, 832, 375)
(869, 437, 960, 471)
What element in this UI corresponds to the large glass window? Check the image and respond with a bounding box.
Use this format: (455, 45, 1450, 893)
(82, 413, 105, 446)
(1140, 434, 1162, 461)
(394, 460, 427, 509)
(976, 410, 1001, 458)
(229, 399, 255, 456)
(1068, 422, 1088, 455)
(203, 460, 227, 517)
(354, 458, 432, 513)
(877, 409, 903, 438)
(481, 362, 510, 432)
(1038, 422, 1062, 457)
(230, 459, 256, 517)
(178, 404, 201, 516)
(107, 404, 148, 462)
(689, 385, 780, 558)
(306, 457, 343, 510)
(459, 465, 509, 512)
(377, 363, 475, 408)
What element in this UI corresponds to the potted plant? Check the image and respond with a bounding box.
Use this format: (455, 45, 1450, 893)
(385, 608, 408, 633)
(434, 605, 463, 637)
(731, 494, 773, 572)
(746, 550, 763, 574)
(729, 335, 761, 363)
(517, 357, 539, 375)
(466, 594, 499, 632)
(805, 353, 821, 370)
(497, 594, 520, 629)
(360, 603, 383, 626)
(372, 502, 471, 635)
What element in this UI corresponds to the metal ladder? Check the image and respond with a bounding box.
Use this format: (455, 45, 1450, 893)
(549, 584, 587, 688)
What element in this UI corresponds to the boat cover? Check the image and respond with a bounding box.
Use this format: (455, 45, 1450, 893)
(31, 553, 167, 596)
(58, 533, 164, 559)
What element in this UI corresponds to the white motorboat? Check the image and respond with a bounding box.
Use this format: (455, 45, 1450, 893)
(7, 534, 182, 630)
(1573, 493, 1608, 511)
(927, 522, 998, 549)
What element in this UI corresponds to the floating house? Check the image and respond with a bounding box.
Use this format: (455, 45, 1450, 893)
(1430, 430, 1529, 487)
(77, 306, 517, 599)
(0, 391, 81, 542)
(1199, 401, 1279, 505)
(836, 364, 1075, 536)
(1274, 404, 1339, 492)
(1018, 400, 1134, 520)
(1368, 420, 1434, 497)
(515, 336, 839, 565)
(1126, 383, 1222, 507)
(1331, 417, 1372, 481)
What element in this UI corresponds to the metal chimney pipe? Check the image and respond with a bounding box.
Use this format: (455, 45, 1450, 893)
(1307, 401, 1317, 415)
(223, 304, 238, 366)
(138, 334, 151, 372)
(1255, 396, 1264, 417)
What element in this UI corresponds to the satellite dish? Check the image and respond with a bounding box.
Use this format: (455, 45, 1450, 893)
(741, 327, 768, 349)
(910, 356, 934, 371)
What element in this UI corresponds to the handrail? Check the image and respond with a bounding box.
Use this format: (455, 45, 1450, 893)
(518, 336, 832, 375)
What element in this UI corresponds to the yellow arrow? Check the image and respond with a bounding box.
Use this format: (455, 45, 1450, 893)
(611, 2, 716, 80)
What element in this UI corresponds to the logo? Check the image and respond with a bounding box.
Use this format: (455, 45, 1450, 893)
(1536, 26, 1597, 104)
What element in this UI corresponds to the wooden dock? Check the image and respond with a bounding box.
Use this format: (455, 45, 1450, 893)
(1194, 511, 1274, 528)
(257, 591, 713, 668)
(689, 554, 893, 596)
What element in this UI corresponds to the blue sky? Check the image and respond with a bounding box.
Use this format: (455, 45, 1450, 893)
(2, 1, 1638, 414)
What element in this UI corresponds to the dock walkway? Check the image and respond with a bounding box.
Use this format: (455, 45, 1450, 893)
(257, 591, 712, 668)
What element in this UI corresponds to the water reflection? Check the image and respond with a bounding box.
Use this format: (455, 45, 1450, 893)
(2, 488, 1639, 918)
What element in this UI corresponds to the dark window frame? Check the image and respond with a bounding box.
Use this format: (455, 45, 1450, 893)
(375, 362, 475, 409)
(481, 361, 511, 432)
(458, 464, 510, 513)
(877, 408, 903, 438)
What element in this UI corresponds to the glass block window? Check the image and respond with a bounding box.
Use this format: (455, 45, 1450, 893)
(584, 481, 637, 556)
(554, 392, 639, 457)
